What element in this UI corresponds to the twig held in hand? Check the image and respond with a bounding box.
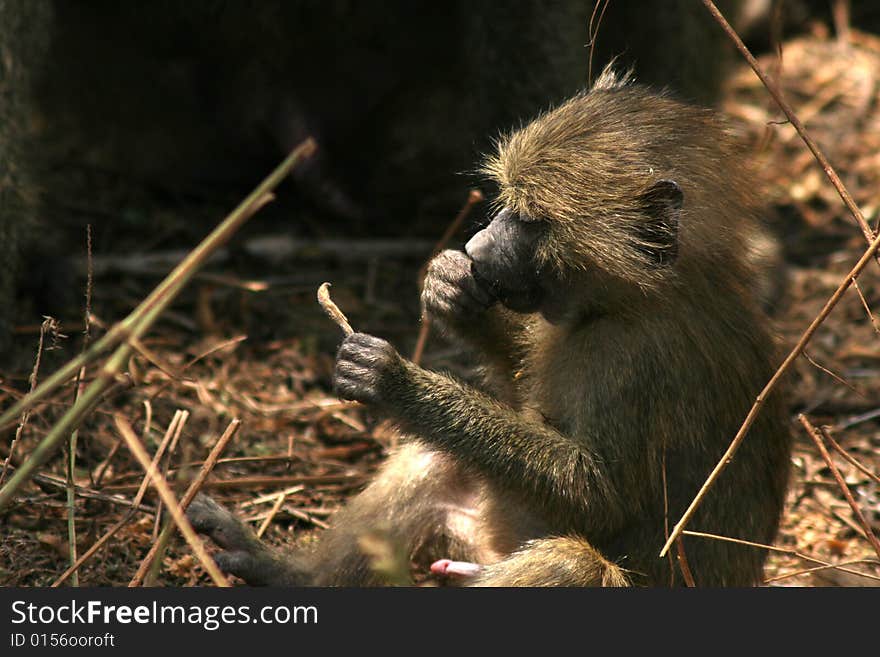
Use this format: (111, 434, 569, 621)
(317, 283, 354, 336)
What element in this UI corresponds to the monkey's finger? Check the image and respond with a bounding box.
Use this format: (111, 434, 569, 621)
(214, 550, 277, 586)
(186, 493, 261, 551)
(333, 375, 380, 404)
(460, 276, 496, 308)
(334, 359, 375, 381)
(429, 249, 473, 275)
(340, 332, 392, 350)
(337, 334, 397, 367)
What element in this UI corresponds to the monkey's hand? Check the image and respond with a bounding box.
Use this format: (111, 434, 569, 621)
(334, 333, 405, 406)
(421, 249, 496, 332)
(187, 494, 310, 586)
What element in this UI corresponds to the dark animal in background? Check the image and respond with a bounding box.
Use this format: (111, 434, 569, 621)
(189, 68, 791, 586)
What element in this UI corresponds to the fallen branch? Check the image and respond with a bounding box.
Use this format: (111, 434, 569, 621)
(799, 415, 880, 561)
(256, 491, 289, 539)
(682, 530, 880, 583)
(0, 138, 315, 512)
(662, 226, 880, 557)
(116, 416, 229, 587)
(51, 412, 181, 587)
(113, 472, 366, 494)
(78, 238, 435, 277)
(4, 465, 154, 513)
(128, 419, 240, 587)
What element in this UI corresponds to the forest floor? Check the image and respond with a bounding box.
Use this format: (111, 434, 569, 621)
(1, 25, 879, 587)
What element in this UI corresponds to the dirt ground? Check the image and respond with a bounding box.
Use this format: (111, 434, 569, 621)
(1, 25, 880, 588)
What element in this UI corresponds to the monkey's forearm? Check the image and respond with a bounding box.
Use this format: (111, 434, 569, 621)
(385, 362, 625, 535)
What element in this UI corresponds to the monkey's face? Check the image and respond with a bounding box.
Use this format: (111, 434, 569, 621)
(465, 207, 549, 315)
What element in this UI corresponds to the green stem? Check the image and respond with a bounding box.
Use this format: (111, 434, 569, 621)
(0, 139, 316, 512)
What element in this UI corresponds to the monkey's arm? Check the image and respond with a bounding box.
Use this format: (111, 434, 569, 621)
(422, 249, 525, 395)
(335, 334, 628, 536)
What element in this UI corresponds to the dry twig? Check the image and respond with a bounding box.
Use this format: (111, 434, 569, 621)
(662, 3, 880, 556)
(412, 188, 483, 366)
(799, 414, 880, 560)
(51, 412, 180, 587)
(317, 283, 354, 336)
(114, 416, 229, 586)
(0, 138, 316, 512)
(682, 530, 880, 583)
(128, 419, 240, 586)
(0, 318, 53, 487)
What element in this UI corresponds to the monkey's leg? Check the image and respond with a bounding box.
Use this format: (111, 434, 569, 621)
(189, 441, 487, 586)
(187, 494, 310, 585)
(468, 537, 630, 587)
(307, 440, 488, 585)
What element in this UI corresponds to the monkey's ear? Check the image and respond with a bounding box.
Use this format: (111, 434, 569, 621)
(635, 179, 682, 267)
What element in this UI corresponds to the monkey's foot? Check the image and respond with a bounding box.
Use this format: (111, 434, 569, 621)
(430, 559, 483, 578)
(187, 493, 309, 586)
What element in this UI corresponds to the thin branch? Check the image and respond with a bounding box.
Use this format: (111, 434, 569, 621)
(151, 410, 189, 541)
(65, 225, 93, 586)
(0, 138, 315, 512)
(675, 539, 696, 587)
(52, 411, 178, 587)
(106, 472, 364, 494)
(586, 0, 611, 86)
(116, 416, 230, 587)
(821, 427, 880, 486)
(128, 419, 240, 587)
(256, 491, 288, 539)
(412, 188, 484, 366)
(317, 283, 354, 335)
(851, 279, 880, 335)
(662, 229, 880, 557)
(803, 350, 867, 400)
(765, 559, 880, 584)
(682, 530, 880, 583)
(661, 447, 676, 585)
(4, 464, 154, 512)
(799, 415, 880, 561)
(701, 0, 876, 249)
(0, 317, 53, 486)
(240, 485, 305, 508)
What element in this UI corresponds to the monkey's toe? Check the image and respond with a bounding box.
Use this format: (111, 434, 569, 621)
(186, 494, 259, 552)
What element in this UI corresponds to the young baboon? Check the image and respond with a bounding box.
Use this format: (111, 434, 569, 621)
(189, 68, 791, 587)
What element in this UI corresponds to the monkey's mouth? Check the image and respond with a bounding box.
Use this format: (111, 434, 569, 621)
(471, 263, 542, 314)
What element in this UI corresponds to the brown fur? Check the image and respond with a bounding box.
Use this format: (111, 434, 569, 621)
(394, 70, 790, 586)
(189, 71, 791, 587)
